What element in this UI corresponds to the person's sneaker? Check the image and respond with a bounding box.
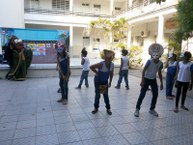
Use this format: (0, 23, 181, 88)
(57, 88, 61, 93)
(126, 86, 130, 90)
(75, 86, 81, 89)
(173, 108, 179, 113)
(134, 109, 139, 117)
(92, 109, 98, 114)
(115, 86, 120, 89)
(106, 109, 112, 115)
(149, 109, 159, 117)
(63, 99, 68, 105)
(181, 106, 189, 111)
(57, 98, 63, 103)
(166, 96, 173, 100)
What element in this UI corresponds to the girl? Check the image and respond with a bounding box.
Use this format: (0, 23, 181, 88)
(174, 51, 193, 113)
(165, 53, 178, 100)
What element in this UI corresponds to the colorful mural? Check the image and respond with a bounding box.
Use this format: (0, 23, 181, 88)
(0, 27, 69, 64)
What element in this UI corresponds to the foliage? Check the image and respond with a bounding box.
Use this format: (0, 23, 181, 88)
(175, 0, 193, 42)
(89, 17, 128, 51)
(128, 46, 143, 68)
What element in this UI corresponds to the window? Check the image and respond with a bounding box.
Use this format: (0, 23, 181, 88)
(82, 3, 89, 6)
(52, 0, 69, 10)
(115, 7, 121, 11)
(94, 4, 101, 9)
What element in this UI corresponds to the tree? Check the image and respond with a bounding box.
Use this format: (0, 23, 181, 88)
(175, 0, 193, 42)
(89, 17, 128, 51)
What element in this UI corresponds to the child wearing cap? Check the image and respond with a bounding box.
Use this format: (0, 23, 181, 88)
(57, 45, 71, 105)
(90, 49, 115, 115)
(134, 43, 163, 117)
(173, 51, 193, 113)
(115, 49, 130, 90)
(165, 53, 178, 100)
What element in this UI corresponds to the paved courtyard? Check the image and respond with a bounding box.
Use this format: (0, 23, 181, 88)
(0, 72, 193, 145)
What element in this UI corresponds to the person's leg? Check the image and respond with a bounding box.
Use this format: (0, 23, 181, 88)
(181, 82, 189, 110)
(136, 78, 149, 110)
(103, 88, 112, 115)
(84, 71, 89, 87)
(123, 70, 129, 89)
(63, 80, 68, 105)
(166, 73, 171, 96)
(150, 79, 158, 110)
(174, 81, 183, 112)
(115, 71, 123, 88)
(77, 71, 84, 88)
(92, 81, 100, 113)
(58, 74, 64, 102)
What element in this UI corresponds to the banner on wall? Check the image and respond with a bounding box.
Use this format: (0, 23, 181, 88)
(0, 27, 69, 64)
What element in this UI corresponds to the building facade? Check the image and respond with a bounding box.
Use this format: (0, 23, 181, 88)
(0, 0, 179, 62)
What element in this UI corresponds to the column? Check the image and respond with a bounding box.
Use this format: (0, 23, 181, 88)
(70, 0, 73, 12)
(110, 0, 114, 15)
(157, 15, 164, 44)
(127, 26, 131, 49)
(69, 26, 73, 57)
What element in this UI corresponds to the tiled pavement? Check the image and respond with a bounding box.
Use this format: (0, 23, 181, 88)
(0, 71, 193, 145)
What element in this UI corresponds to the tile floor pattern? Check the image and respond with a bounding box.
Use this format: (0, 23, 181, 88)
(0, 73, 193, 145)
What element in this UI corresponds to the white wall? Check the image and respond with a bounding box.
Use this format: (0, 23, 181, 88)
(0, 0, 24, 28)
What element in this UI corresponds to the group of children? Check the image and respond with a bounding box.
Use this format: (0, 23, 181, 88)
(55, 43, 193, 117)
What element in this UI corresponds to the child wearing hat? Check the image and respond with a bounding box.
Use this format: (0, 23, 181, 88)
(165, 53, 178, 100)
(134, 43, 163, 117)
(90, 49, 115, 115)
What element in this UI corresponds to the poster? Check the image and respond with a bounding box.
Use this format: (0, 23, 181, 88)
(0, 27, 69, 64)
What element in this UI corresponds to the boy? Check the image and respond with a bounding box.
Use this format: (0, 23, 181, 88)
(90, 49, 114, 115)
(134, 43, 163, 117)
(75, 49, 90, 89)
(115, 49, 130, 90)
(57, 45, 71, 105)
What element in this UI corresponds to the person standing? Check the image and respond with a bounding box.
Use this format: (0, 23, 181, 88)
(115, 49, 130, 90)
(57, 45, 71, 105)
(90, 49, 115, 115)
(76, 49, 90, 89)
(134, 43, 163, 117)
(173, 51, 193, 113)
(165, 53, 178, 100)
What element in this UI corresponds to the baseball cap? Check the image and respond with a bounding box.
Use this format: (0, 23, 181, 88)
(168, 53, 173, 59)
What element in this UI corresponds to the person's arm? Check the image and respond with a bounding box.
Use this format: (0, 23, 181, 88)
(189, 64, 193, 90)
(140, 60, 149, 87)
(119, 58, 123, 75)
(90, 62, 102, 75)
(158, 63, 163, 90)
(108, 65, 114, 88)
(164, 59, 169, 69)
(63, 56, 70, 81)
(81, 57, 85, 65)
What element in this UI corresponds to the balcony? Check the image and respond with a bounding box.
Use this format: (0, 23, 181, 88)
(24, 8, 112, 18)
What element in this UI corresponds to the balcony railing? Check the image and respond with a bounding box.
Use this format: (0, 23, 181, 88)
(24, 8, 112, 18)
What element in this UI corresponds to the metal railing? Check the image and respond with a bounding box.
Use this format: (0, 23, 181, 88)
(24, 8, 113, 18)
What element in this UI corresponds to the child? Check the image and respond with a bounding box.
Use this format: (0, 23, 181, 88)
(115, 49, 130, 90)
(76, 49, 90, 89)
(57, 45, 71, 105)
(165, 53, 178, 100)
(173, 51, 193, 113)
(90, 49, 115, 115)
(134, 43, 163, 117)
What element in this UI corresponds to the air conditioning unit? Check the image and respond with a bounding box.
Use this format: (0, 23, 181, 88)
(140, 30, 148, 37)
